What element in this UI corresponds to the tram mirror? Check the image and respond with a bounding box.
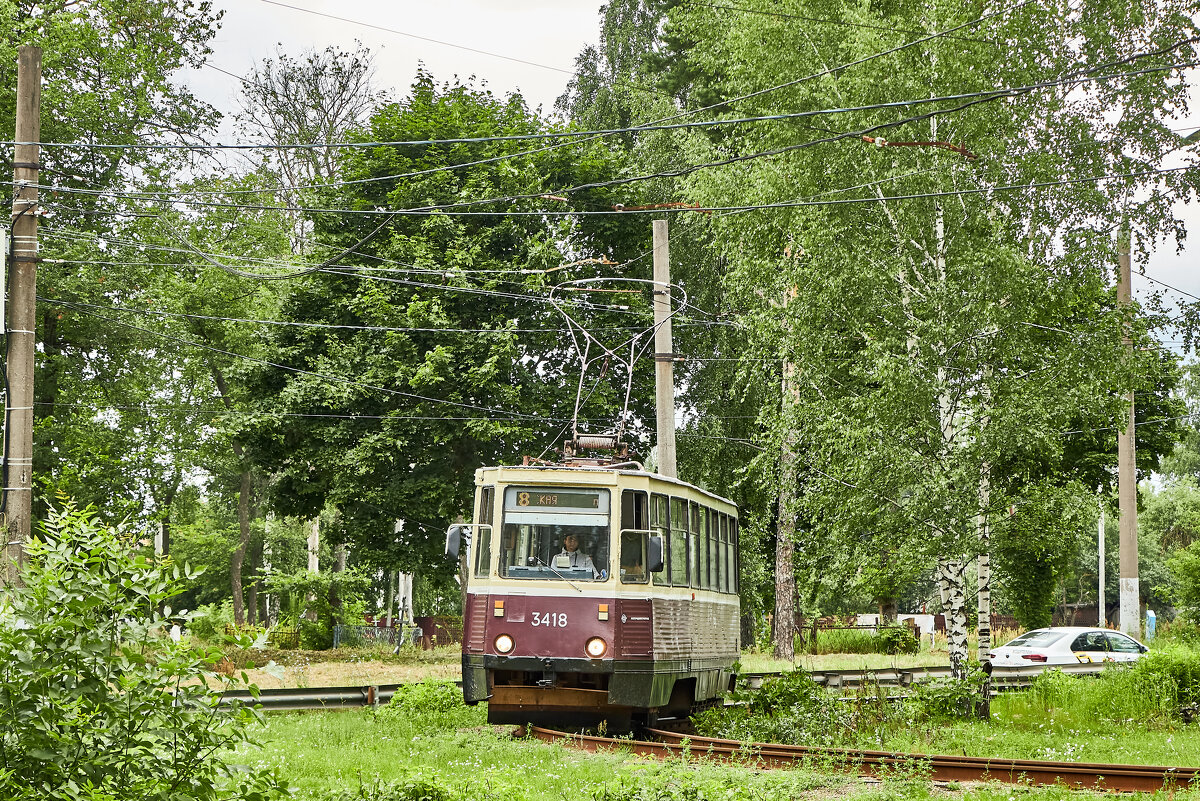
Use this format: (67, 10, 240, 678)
(444, 525, 464, 559)
(647, 536, 664, 573)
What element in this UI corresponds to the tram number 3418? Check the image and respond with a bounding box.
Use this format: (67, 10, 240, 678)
(531, 611, 568, 628)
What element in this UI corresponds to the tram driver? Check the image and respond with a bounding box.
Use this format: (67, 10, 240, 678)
(557, 532, 601, 579)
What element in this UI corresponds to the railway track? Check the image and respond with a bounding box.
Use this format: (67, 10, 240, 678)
(528, 726, 1200, 792)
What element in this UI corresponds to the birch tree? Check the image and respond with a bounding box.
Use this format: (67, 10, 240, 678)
(666, 0, 1198, 666)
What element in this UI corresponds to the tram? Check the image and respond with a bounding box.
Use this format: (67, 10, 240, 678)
(446, 461, 740, 730)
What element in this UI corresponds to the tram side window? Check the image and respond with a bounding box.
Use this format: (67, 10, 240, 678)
(651, 493, 670, 586)
(705, 510, 715, 592)
(731, 516, 741, 594)
(474, 487, 494, 578)
(620, 490, 649, 584)
(693, 503, 706, 589)
(670, 497, 688, 586)
(720, 514, 732, 594)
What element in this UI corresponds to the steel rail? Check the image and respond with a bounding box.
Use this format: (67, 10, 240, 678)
(528, 726, 1200, 792)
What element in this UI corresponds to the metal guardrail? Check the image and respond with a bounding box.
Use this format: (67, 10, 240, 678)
(218, 680, 466, 711)
(217, 663, 1112, 712)
(741, 661, 1112, 691)
(218, 684, 403, 710)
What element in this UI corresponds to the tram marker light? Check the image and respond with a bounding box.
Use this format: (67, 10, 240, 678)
(586, 637, 608, 658)
(494, 600, 505, 617)
(598, 603, 609, 621)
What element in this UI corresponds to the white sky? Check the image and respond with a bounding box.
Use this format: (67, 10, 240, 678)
(187, 0, 603, 122)
(179, 0, 1199, 324)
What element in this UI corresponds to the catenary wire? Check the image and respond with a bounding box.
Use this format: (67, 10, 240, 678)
(47, 298, 551, 421)
(21, 57, 1196, 222)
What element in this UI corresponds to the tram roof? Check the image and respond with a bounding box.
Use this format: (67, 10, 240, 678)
(475, 463, 736, 511)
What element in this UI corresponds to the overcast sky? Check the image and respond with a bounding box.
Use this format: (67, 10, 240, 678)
(180, 0, 1198, 326)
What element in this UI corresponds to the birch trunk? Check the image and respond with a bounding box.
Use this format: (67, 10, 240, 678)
(774, 361, 798, 661)
(976, 464, 992, 661)
(938, 558, 969, 676)
(230, 470, 251, 627)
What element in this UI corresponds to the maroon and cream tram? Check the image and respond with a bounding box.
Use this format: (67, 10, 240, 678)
(446, 462, 740, 730)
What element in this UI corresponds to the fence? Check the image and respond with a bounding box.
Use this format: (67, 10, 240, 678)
(332, 624, 423, 649)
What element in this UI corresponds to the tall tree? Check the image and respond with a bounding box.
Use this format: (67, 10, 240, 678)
(240, 72, 642, 578)
(660, 0, 1198, 665)
(237, 43, 389, 252)
(0, 0, 223, 523)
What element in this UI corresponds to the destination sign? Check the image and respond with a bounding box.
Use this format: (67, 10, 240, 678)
(515, 490, 600, 509)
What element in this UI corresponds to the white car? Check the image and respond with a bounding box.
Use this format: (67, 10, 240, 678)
(986, 626, 1149, 666)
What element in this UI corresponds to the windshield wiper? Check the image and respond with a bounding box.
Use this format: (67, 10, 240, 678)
(530, 555, 583, 593)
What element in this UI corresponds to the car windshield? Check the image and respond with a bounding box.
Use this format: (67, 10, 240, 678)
(498, 487, 610, 581)
(1004, 630, 1068, 648)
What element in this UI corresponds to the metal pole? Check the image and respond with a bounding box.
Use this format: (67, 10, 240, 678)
(1098, 506, 1106, 626)
(3, 46, 41, 588)
(652, 219, 677, 478)
(1117, 233, 1139, 635)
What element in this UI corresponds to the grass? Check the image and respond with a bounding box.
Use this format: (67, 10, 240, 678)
(247, 699, 1200, 801)
(248, 707, 848, 800)
(229, 638, 1200, 799)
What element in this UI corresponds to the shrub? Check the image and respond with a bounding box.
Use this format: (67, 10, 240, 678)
(877, 626, 920, 655)
(694, 671, 852, 745)
(189, 601, 235, 641)
(904, 665, 989, 721)
(386, 679, 464, 714)
(1134, 646, 1200, 709)
(0, 505, 285, 801)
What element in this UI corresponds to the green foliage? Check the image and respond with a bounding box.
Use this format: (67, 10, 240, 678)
(265, 567, 372, 650)
(1168, 540, 1200, 622)
(803, 626, 919, 655)
(1157, 618, 1200, 648)
(0, 505, 284, 801)
(1136, 646, 1200, 709)
(592, 773, 764, 801)
(905, 667, 989, 722)
(877, 627, 920, 656)
(325, 774, 458, 801)
(1020, 662, 1183, 725)
(694, 671, 852, 745)
(241, 70, 643, 580)
(382, 680, 464, 715)
(188, 601, 236, 642)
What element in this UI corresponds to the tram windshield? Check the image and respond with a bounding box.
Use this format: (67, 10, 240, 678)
(498, 487, 610, 581)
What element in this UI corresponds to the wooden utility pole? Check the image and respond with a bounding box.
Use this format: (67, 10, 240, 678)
(652, 220, 677, 478)
(3, 46, 41, 588)
(1117, 234, 1139, 635)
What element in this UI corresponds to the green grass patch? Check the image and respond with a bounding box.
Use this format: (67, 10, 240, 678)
(253, 707, 844, 800)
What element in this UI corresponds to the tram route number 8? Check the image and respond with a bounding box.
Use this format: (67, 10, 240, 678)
(531, 611, 568, 628)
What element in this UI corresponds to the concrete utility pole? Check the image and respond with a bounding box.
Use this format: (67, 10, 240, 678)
(1117, 234, 1139, 635)
(3, 46, 41, 588)
(1098, 506, 1106, 626)
(652, 219, 677, 478)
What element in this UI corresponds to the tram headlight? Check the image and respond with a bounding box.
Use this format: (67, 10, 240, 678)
(585, 637, 608, 658)
(494, 634, 515, 655)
